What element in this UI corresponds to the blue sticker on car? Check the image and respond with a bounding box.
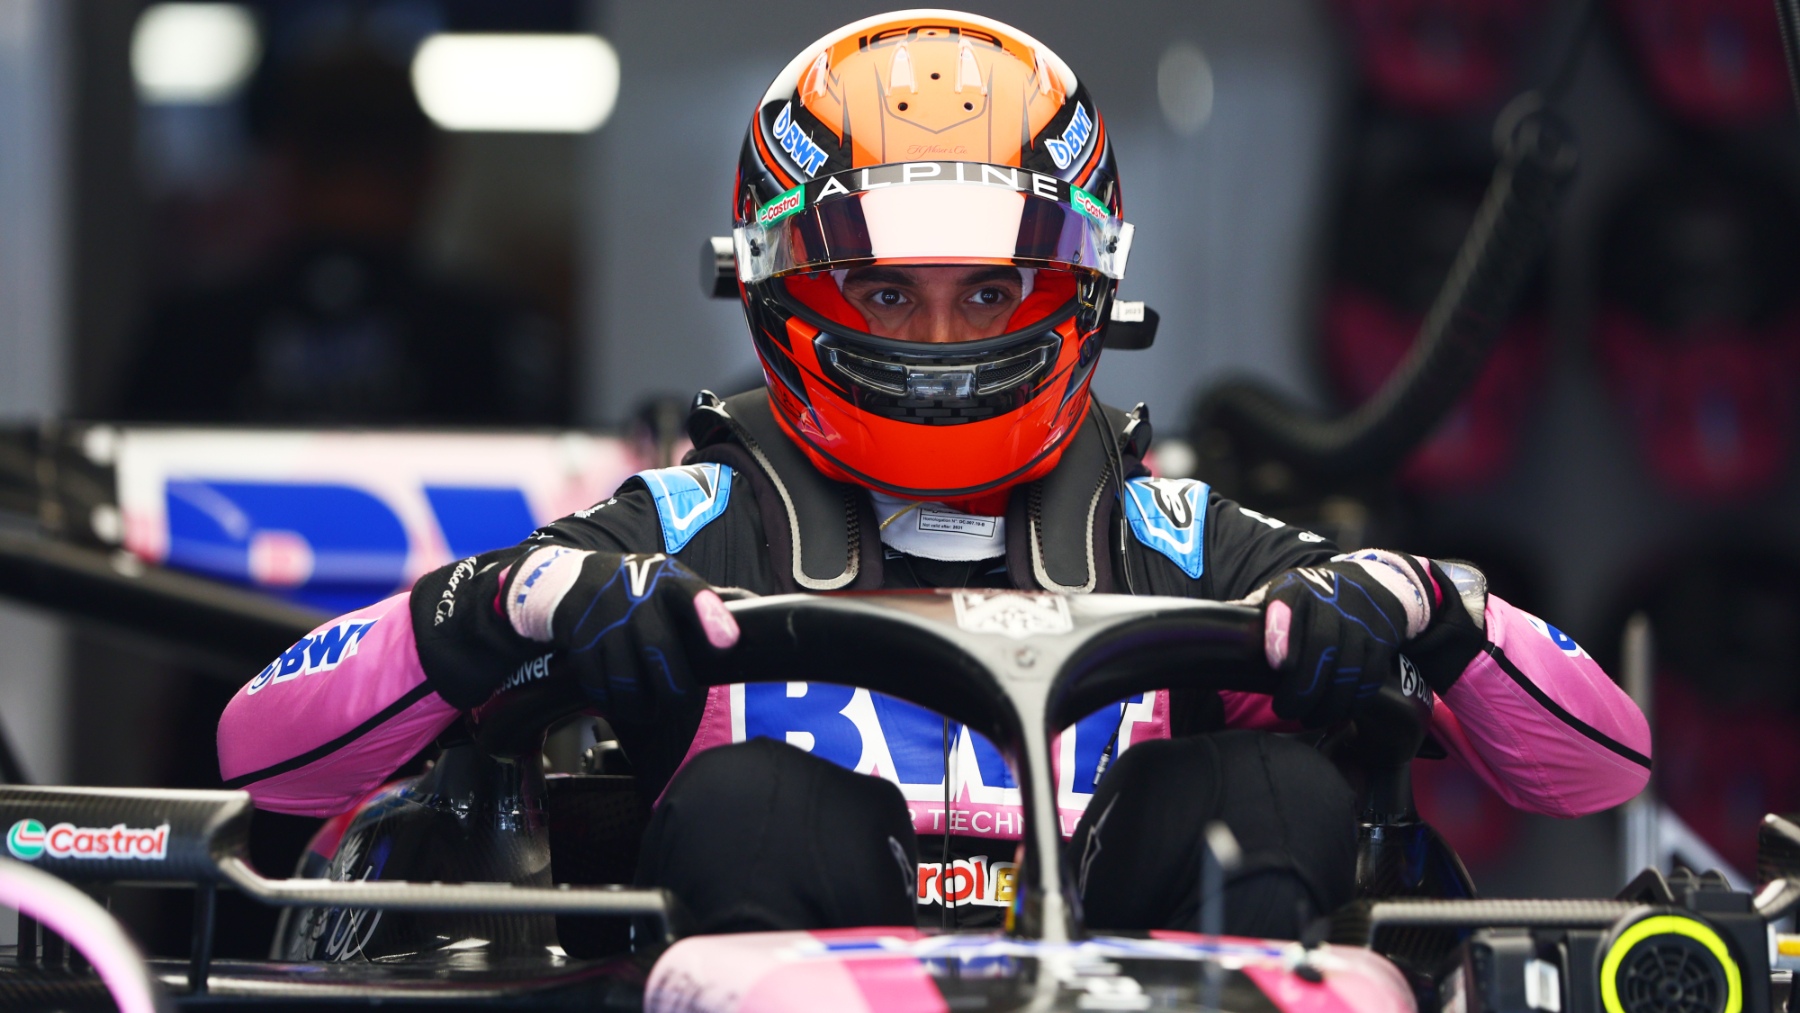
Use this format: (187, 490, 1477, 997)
(1121, 477, 1209, 579)
(637, 463, 734, 554)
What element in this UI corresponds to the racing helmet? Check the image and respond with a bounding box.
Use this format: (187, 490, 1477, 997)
(731, 10, 1130, 501)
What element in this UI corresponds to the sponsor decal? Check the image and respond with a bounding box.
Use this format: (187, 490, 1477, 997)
(952, 590, 1073, 639)
(732, 681, 1165, 841)
(771, 102, 830, 177)
(905, 143, 970, 158)
(247, 618, 379, 694)
(1069, 183, 1108, 220)
(1525, 616, 1590, 659)
(574, 496, 617, 519)
(917, 855, 1017, 908)
(498, 652, 554, 694)
(6, 818, 169, 861)
(756, 184, 805, 227)
(638, 463, 733, 554)
(806, 160, 1076, 209)
(434, 556, 480, 626)
(7, 818, 45, 860)
(1397, 655, 1434, 710)
(1043, 104, 1094, 170)
(1122, 477, 1210, 579)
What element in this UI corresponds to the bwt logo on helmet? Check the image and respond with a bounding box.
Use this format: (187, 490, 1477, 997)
(1044, 104, 1094, 170)
(246, 618, 379, 694)
(771, 103, 830, 177)
(7, 818, 170, 861)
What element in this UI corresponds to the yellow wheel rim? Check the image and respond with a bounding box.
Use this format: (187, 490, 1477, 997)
(1599, 914, 1741, 1013)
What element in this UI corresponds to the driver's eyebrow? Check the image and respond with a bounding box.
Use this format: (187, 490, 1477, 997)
(842, 267, 916, 287)
(955, 266, 1024, 286)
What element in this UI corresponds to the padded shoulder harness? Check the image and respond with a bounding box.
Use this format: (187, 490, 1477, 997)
(686, 390, 872, 591)
(684, 388, 1171, 595)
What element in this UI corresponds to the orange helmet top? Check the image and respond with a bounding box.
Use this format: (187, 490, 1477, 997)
(734, 10, 1130, 503)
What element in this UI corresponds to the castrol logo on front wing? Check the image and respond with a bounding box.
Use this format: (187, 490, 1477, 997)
(6, 818, 170, 861)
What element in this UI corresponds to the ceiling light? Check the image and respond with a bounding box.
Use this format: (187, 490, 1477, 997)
(411, 33, 620, 133)
(132, 3, 261, 104)
(1157, 41, 1215, 137)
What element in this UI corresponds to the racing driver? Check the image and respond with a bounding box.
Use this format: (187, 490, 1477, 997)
(218, 11, 1651, 939)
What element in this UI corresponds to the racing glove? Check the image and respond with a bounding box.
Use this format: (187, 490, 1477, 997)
(409, 545, 740, 716)
(500, 545, 741, 721)
(1244, 549, 1443, 728)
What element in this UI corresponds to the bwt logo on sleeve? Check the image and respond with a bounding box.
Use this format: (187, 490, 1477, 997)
(246, 618, 379, 694)
(7, 818, 171, 861)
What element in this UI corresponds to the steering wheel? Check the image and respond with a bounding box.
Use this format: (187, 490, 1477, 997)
(691, 589, 1441, 939)
(459, 588, 1448, 939)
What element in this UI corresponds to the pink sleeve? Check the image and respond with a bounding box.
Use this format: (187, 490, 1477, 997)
(1221, 594, 1651, 819)
(1428, 595, 1650, 818)
(1219, 691, 1297, 732)
(216, 593, 460, 817)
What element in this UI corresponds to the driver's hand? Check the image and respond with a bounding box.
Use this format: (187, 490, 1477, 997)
(1242, 551, 1437, 728)
(503, 546, 741, 720)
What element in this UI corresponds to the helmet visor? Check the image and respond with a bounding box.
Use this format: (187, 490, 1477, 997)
(734, 160, 1134, 284)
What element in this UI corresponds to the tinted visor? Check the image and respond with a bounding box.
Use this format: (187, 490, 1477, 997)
(734, 160, 1133, 284)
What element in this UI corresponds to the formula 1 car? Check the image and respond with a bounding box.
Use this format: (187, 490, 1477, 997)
(5, 590, 1799, 1013)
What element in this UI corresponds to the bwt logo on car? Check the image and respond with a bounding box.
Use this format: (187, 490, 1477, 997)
(7, 818, 171, 861)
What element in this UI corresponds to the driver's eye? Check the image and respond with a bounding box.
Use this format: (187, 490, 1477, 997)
(872, 288, 906, 307)
(971, 287, 1008, 306)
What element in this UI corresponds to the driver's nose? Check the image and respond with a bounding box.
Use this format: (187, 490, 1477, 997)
(908, 300, 962, 344)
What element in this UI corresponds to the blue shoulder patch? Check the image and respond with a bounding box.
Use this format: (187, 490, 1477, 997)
(636, 463, 734, 554)
(1121, 477, 1210, 579)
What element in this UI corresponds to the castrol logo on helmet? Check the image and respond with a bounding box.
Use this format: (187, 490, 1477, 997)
(5, 818, 170, 861)
(757, 184, 805, 227)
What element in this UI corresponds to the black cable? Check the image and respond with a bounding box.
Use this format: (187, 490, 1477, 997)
(1777, 0, 1800, 121)
(1093, 713, 1124, 786)
(1187, 4, 1589, 486)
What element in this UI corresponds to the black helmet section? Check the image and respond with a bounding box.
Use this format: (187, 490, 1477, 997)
(1592, 154, 1800, 502)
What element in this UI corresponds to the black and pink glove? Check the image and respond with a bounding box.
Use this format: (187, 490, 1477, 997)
(1242, 550, 1443, 728)
(409, 545, 740, 717)
(502, 546, 741, 720)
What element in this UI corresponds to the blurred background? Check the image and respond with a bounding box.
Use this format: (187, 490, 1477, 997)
(1, 0, 1799, 949)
